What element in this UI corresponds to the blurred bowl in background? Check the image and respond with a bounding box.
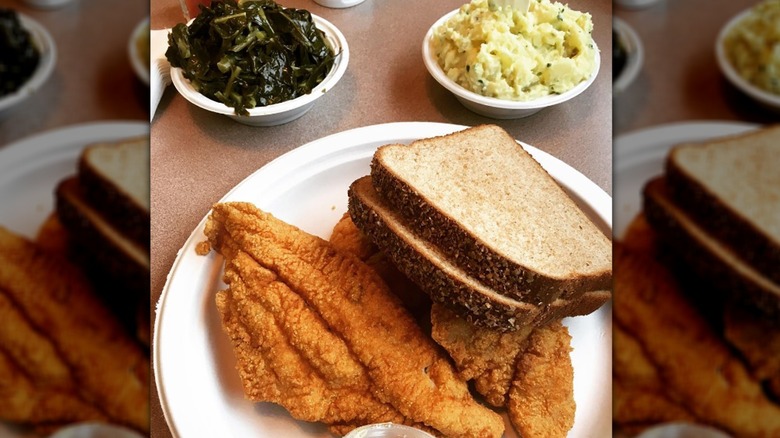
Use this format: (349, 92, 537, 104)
(715, 5, 780, 112)
(613, 17, 643, 95)
(0, 13, 56, 115)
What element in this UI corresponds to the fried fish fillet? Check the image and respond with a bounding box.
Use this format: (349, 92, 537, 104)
(429, 302, 532, 407)
(218, 251, 414, 430)
(330, 213, 432, 324)
(0, 226, 149, 432)
(508, 320, 575, 438)
(0, 348, 107, 425)
(206, 202, 504, 438)
(614, 243, 780, 437)
(612, 322, 695, 426)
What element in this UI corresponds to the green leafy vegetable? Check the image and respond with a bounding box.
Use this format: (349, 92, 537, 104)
(0, 8, 40, 98)
(166, 0, 336, 116)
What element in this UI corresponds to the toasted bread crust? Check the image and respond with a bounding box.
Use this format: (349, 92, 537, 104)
(348, 177, 610, 332)
(643, 177, 780, 318)
(77, 137, 150, 250)
(666, 153, 780, 285)
(370, 125, 611, 305)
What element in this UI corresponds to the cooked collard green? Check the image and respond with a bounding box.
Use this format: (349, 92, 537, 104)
(166, 0, 335, 116)
(0, 8, 40, 98)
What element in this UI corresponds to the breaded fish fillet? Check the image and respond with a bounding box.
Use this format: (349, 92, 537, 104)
(330, 213, 432, 324)
(612, 322, 695, 427)
(206, 202, 504, 438)
(217, 251, 412, 428)
(614, 243, 780, 437)
(508, 320, 575, 438)
(0, 348, 107, 425)
(430, 302, 532, 407)
(0, 226, 149, 432)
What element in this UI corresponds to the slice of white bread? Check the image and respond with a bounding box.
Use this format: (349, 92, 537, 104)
(665, 125, 780, 284)
(348, 176, 611, 332)
(643, 177, 780, 318)
(77, 136, 149, 249)
(370, 124, 612, 305)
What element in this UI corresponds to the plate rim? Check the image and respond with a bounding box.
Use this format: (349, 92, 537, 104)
(153, 121, 613, 438)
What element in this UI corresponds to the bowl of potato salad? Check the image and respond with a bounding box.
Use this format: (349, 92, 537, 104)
(422, 0, 600, 119)
(716, 0, 780, 111)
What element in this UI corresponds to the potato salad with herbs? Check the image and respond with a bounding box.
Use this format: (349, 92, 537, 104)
(431, 0, 597, 100)
(723, 0, 780, 96)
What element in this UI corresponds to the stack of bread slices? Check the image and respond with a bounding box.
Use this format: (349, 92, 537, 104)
(54, 137, 150, 345)
(643, 126, 780, 319)
(347, 125, 612, 332)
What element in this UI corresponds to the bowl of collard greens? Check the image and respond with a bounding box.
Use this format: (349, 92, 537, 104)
(167, 0, 348, 126)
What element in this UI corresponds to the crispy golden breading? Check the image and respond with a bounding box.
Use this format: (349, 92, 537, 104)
(329, 213, 431, 324)
(613, 323, 695, 425)
(430, 302, 532, 407)
(217, 252, 410, 427)
(0, 226, 149, 432)
(206, 202, 504, 438)
(614, 243, 780, 437)
(0, 348, 107, 425)
(507, 321, 575, 438)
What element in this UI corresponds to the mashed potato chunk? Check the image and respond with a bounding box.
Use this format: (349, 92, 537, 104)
(723, 0, 780, 96)
(432, 0, 597, 101)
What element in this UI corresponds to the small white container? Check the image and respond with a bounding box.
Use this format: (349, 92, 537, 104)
(313, 0, 366, 8)
(48, 423, 145, 438)
(635, 422, 732, 438)
(612, 17, 644, 95)
(343, 422, 436, 438)
(0, 13, 56, 115)
(715, 6, 780, 112)
(421, 9, 600, 119)
(170, 14, 349, 126)
(614, 0, 665, 10)
(23, 0, 77, 9)
(128, 17, 150, 86)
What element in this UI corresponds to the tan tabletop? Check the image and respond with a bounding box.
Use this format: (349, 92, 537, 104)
(614, 0, 776, 136)
(0, 0, 148, 147)
(149, 0, 612, 435)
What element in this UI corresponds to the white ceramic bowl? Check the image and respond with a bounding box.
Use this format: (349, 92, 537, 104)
(614, 0, 664, 10)
(613, 17, 643, 95)
(715, 6, 780, 112)
(343, 423, 436, 438)
(635, 423, 732, 438)
(0, 13, 56, 115)
(47, 423, 145, 438)
(170, 13, 349, 126)
(128, 17, 150, 86)
(313, 0, 366, 8)
(422, 9, 600, 119)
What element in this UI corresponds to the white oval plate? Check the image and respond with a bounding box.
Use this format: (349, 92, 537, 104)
(154, 122, 612, 438)
(613, 121, 759, 239)
(0, 121, 147, 437)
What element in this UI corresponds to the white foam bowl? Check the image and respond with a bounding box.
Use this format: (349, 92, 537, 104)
(170, 13, 349, 126)
(422, 9, 600, 119)
(715, 6, 780, 112)
(0, 13, 56, 115)
(343, 423, 436, 438)
(313, 0, 366, 8)
(613, 17, 643, 95)
(128, 17, 150, 86)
